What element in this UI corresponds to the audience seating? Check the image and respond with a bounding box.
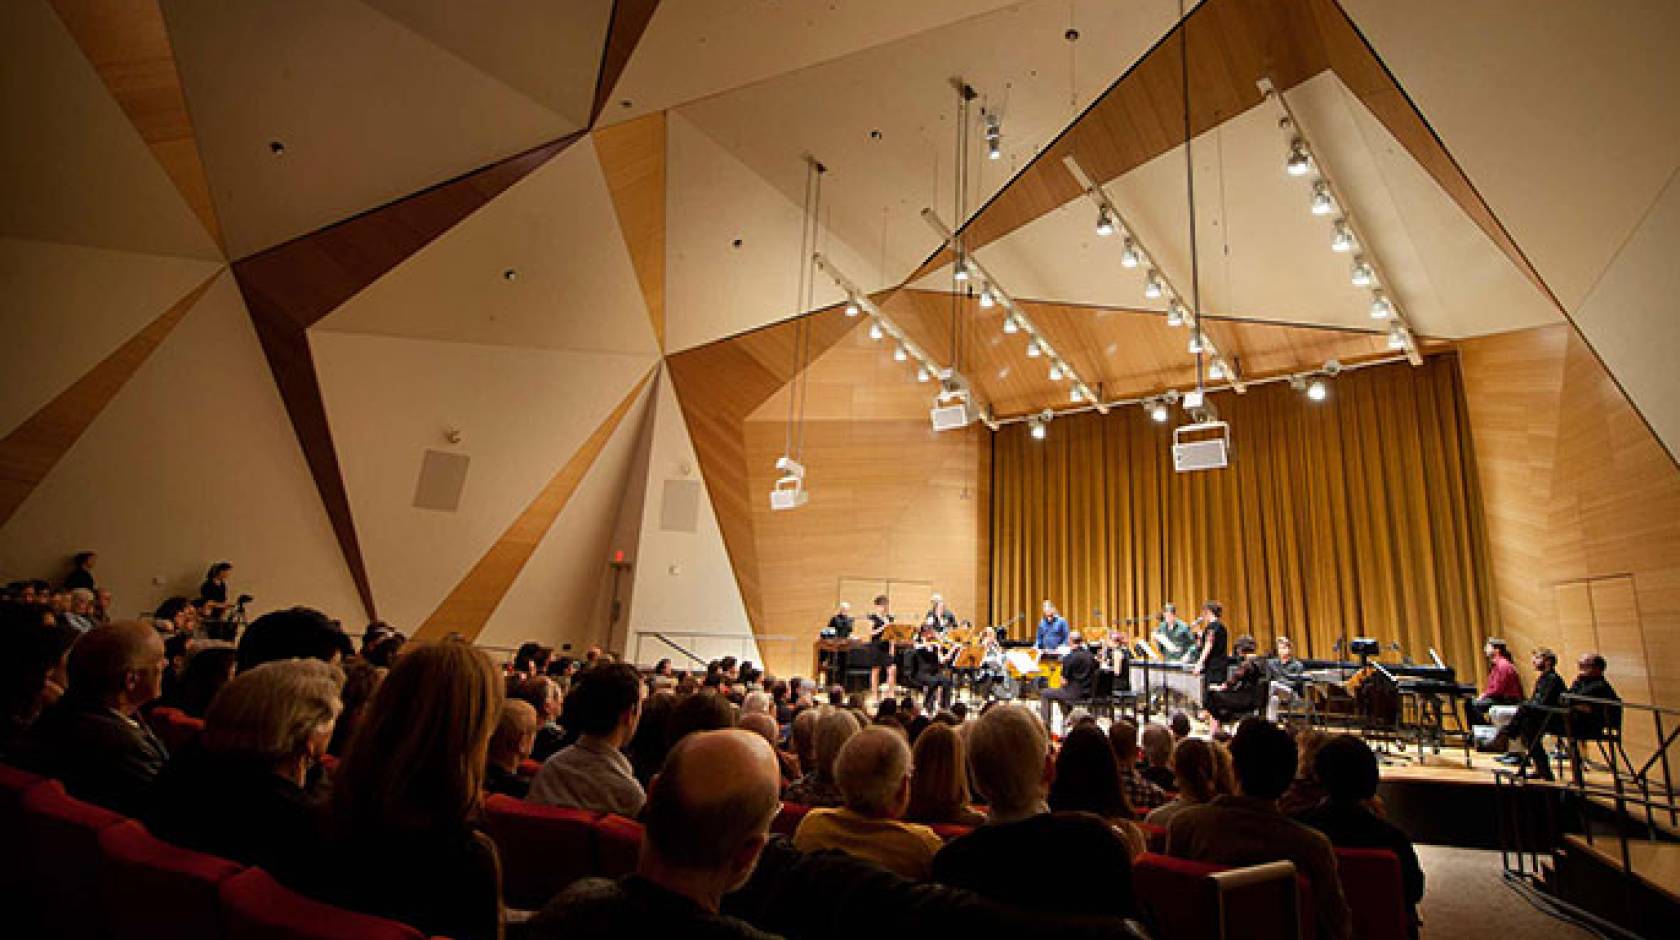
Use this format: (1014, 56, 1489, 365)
(219, 867, 434, 940)
(480, 794, 599, 910)
(518, 758, 542, 776)
(21, 779, 128, 939)
(147, 705, 206, 755)
(594, 813, 644, 878)
(928, 822, 974, 841)
(100, 820, 242, 940)
(1334, 848, 1409, 940)
(1137, 821, 1167, 854)
(1133, 853, 1311, 940)
(771, 801, 811, 836)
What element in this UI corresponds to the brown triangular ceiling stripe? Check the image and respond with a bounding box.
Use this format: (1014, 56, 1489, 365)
(233, 133, 581, 620)
(49, 0, 224, 253)
(665, 304, 865, 639)
(590, 0, 661, 125)
(414, 369, 657, 643)
(594, 112, 667, 349)
(908, 0, 1561, 313)
(0, 270, 220, 526)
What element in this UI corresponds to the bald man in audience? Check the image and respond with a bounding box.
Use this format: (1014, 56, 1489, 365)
(530, 730, 782, 939)
(793, 725, 944, 879)
(20, 620, 169, 816)
(932, 705, 1136, 918)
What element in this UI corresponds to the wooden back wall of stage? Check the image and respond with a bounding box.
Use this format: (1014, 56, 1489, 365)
(988, 353, 1497, 672)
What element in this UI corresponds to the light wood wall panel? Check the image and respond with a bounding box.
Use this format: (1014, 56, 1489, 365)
(1461, 324, 1680, 735)
(593, 112, 667, 348)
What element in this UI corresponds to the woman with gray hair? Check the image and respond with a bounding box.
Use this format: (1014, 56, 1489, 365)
(147, 658, 344, 869)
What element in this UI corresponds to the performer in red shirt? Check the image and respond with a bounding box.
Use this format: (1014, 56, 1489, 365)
(1466, 638, 1524, 726)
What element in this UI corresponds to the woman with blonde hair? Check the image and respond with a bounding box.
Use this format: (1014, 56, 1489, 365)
(784, 708, 860, 807)
(148, 658, 343, 869)
(1145, 737, 1231, 828)
(904, 721, 984, 826)
(287, 639, 505, 940)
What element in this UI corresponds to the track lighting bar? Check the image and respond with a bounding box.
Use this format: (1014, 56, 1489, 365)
(919, 208, 1109, 414)
(1062, 155, 1247, 394)
(1257, 77, 1422, 367)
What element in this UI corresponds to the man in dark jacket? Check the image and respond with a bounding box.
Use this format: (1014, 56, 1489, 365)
(1502, 647, 1566, 779)
(20, 620, 168, 816)
(1039, 633, 1097, 729)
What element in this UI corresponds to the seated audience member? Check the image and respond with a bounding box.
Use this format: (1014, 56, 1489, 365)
(789, 707, 820, 773)
(740, 711, 800, 783)
(511, 675, 567, 761)
(236, 606, 353, 672)
(362, 629, 406, 669)
(64, 551, 97, 592)
(1169, 710, 1192, 741)
(627, 689, 677, 786)
(147, 660, 342, 869)
(1504, 647, 1565, 779)
(154, 596, 194, 634)
(904, 721, 985, 827)
(933, 706, 1136, 918)
(784, 709, 859, 807)
(512, 642, 554, 680)
(1, 611, 77, 756)
(1205, 635, 1264, 734)
(530, 662, 646, 817)
(793, 726, 944, 879)
(1566, 652, 1621, 737)
(1107, 719, 1168, 809)
(1048, 724, 1147, 856)
(328, 658, 383, 756)
(1277, 729, 1332, 816)
(64, 588, 100, 633)
(1146, 738, 1229, 827)
(1138, 724, 1177, 791)
(359, 621, 396, 659)
(158, 632, 192, 708)
(741, 689, 773, 718)
(530, 730, 781, 939)
(1166, 717, 1351, 940)
(668, 688, 737, 746)
(20, 620, 168, 816)
(173, 643, 238, 718)
(1294, 735, 1425, 934)
(487, 699, 540, 798)
(1265, 636, 1307, 721)
(285, 640, 504, 940)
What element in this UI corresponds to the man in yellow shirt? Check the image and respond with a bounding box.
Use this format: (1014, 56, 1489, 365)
(792, 726, 943, 879)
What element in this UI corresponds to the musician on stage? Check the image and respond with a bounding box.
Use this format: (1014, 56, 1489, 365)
(924, 594, 959, 632)
(1265, 636, 1307, 721)
(1034, 600, 1069, 650)
(1153, 603, 1197, 663)
(867, 594, 898, 695)
(1465, 638, 1523, 728)
(907, 623, 956, 712)
(1190, 601, 1230, 698)
(826, 601, 854, 638)
(1039, 631, 1096, 729)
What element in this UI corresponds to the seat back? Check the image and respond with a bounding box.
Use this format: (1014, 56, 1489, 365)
(147, 706, 206, 755)
(21, 780, 127, 940)
(1134, 853, 1225, 939)
(1335, 848, 1409, 940)
(101, 820, 243, 940)
(771, 801, 811, 836)
(928, 822, 974, 841)
(1137, 821, 1168, 854)
(480, 795, 598, 910)
(1211, 860, 1302, 940)
(0, 763, 47, 926)
(594, 814, 644, 878)
(1135, 854, 1308, 940)
(218, 868, 426, 940)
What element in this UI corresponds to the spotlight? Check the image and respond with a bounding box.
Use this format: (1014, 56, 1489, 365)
(893, 345, 908, 362)
(1187, 332, 1204, 355)
(987, 137, 1002, 160)
(1331, 221, 1355, 253)
(1048, 362, 1063, 381)
(868, 321, 884, 341)
(978, 287, 995, 308)
(1002, 315, 1019, 334)
(984, 112, 1002, 161)
(1286, 139, 1312, 176)
(1069, 386, 1084, 403)
(844, 297, 861, 317)
(1025, 340, 1042, 358)
(1369, 293, 1393, 320)
(1350, 257, 1374, 288)
(1144, 270, 1164, 299)
(1310, 182, 1335, 216)
(1306, 378, 1328, 401)
(916, 366, 930, 383)
(1386, 323, 1408, 350)
(1096, 210, 1116, 237)
(1165, 302, 1186, 328)
(1150, 401, 1169, 423)
(953, 257, 969, 282)
(1028, 414, 1048, 440)
(1120, 240, 1141, 268)
(1208, 360, 1225, 380)
(1183, 389, 1205, 410)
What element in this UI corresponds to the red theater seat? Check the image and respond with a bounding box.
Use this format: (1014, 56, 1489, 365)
(147, 706, 206, 755)
(594, 814, 644, 878)
(480, 794, 598, 910)
(218, 868, 428, 940)
(1137, 821, 1167, 854)
(771, 802, 810, 836)
(1335, 848, 1409, 940)
(929, 823, 974, 841)
(518, 758, 542, 776)
(1133, 853, 1307, 940)
(100, 820, 243, 940)
(21, 780, 127, 940)
(0, 764, 47, 922)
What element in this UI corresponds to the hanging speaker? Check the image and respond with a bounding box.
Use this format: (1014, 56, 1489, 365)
(413, 449, 471, 511)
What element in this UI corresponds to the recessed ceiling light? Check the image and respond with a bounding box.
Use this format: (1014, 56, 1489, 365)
(502, 269, 517, 281)
(619, 99, 633, 109)
(268, 140, 285, 155)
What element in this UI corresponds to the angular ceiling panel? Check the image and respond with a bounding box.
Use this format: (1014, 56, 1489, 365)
(315, 135, 658, 357)
(311, 330, 656, 631)
(162, 0, 581, 257)
(0, 238, 222, 437)
(1340, 0, 1680, 314)
(0, 0, 220, 259)
(603, 0, 1023, 124)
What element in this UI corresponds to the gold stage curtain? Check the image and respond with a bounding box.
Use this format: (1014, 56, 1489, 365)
(989, 354, 1499, 673)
